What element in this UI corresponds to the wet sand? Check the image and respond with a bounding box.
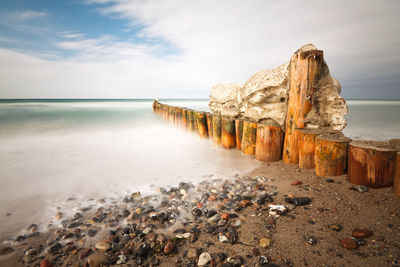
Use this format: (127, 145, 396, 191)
(0, 161, 399, 267)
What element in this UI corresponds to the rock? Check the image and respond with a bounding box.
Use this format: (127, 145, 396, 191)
(88, 253, 108, 267)
(325, 178, 335, 183)
(164, 241, 175, 254)
(285, 197, 311, 206)
(79, 248, 92, 259)
(88, 229, 97, 237)
(209, 83, 242, 117)
(252, 248, 260, 256)
(0, 247, 14, 255)
(341, 238, 358, 249)
(48, 242, 62, 254)
(198, 252, 212, 266)
(54, 212, 63, 221)
(120, 247, 131, 256)
(116, 254, 127, 264)
(138, 243, 151, 257)
(25, 248, 37, 255)
(95, 240, 110, 251)
(219, 234, 229, 243)
(131, 191, 141, 199)
(291, 180, 303, 186)
(187, 248, 198, 260)
(40, 259, 54, 267)
(259, 238, 272, 248)
(191, 208, 202, 217)
(329, 224, 342, 232)
(305, 235, 318, 245)
(268, 204, 287, 217)
(352, 229, 372, 238)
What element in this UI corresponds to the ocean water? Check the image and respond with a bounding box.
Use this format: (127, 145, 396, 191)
(0, 99, 399, 240)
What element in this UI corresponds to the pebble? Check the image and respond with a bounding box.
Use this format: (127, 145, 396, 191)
(54, 212, 63, 221)
(40, 259, 54, 267)
(219, 234, 229, 243)
(95, 240, 110, 251)
(0, 247, 14, 255)
(329, 224, 342, 232)
(352, 229, 372, 238)
(198, 252, 212, 266)
(252, 248, 260, 256)
(48, 242, 62, 254)
(164, 241, 175, 254)
(187, 248, 198, 260)
(88, 253, 108, 267)
(325, 178, 335, 183)
(341, 238, 358, 249)
(116, 254, 127, 264)
(291, 180, 303, 186)
(259, 238, 272, 248)
(88, 229, 98, 237)
(285, 197, 311, 206)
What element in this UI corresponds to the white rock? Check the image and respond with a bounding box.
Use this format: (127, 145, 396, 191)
(218, 234, 229, 243)
(268, 204, 287, 217)
(198, 252, 212, 266)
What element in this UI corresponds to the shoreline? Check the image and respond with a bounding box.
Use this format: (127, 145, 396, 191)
(0, 162, 399, 266)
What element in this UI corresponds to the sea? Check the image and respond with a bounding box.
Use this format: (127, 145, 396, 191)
(0, 99, 399, 240)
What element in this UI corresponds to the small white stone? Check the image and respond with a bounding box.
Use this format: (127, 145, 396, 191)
(218, 234, 229, 243)
(198, 252, 212, 266)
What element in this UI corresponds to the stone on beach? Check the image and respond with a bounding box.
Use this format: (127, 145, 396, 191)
(198, 252, 212, 266)
(87, 253, 107, 267)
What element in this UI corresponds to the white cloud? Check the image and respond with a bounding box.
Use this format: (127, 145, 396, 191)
(11, 10, 48, 22)
(0, 0, 399, 98)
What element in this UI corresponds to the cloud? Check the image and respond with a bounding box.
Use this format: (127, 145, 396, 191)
(11, 10, 48, 22)
(0, 1, 399, 99)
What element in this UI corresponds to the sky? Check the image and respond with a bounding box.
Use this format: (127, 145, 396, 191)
(0, 0, 399, 99)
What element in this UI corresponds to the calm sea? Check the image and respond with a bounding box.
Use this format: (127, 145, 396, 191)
(0, 99, 398, 240)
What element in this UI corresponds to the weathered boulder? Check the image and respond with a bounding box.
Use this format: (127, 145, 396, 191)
(209, 83, 242, 117)
(209, 44, 347, 131)
(239, 63, 288, 126)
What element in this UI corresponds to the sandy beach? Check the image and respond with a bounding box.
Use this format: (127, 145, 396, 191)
(1, 161, 399, 267)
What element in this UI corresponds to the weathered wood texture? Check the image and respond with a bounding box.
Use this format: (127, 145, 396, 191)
(299, 129, 321, 169)
(235, 119, 244, 151)
(242, 121, 257, 155)
(182, 108, 187, 129)
(394, 152, 400, 197)
(195, 111, 208, 138)
(255, 123, 284, 162)
(348, 141, 397, 188)
(211, 115, 222, 145)
(221, 117, 236, 149)
(283, 49, 324, 164)
(206, 113, 213, 138)
(188, 110, 195, 132)
(315, 132, 351, 176)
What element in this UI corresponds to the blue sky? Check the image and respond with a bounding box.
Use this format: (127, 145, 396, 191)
(0, 0, 399, 99)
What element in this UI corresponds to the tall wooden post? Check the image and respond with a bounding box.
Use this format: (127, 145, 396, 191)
(255, 122, 284, 162)
(188, 110, 195, 132)
(206, 113, 213, 138)
(195, 111, 208, 138)
(348, 141, 397, 188)
(182, 108, 187, 129)
(315, 132, 351, 176)
(282, 47, 324, 164)
(221, 117, 236, 149)
(235, 119, 244, 151)
(394, 152, 400, 197)
(211, 114, 221, 145)
(242, 121, 257, 155)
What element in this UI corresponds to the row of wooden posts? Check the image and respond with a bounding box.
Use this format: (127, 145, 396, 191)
(152, 101, 400, 198)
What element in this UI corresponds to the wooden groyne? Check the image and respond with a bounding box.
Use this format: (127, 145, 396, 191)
(153, 100, 400, 197)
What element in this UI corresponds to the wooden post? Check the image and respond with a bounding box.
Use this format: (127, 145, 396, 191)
(195, 111, 208, 138)
(182, 108, 187, 129)
(211, 114, 221, 145)
(241, 121, 257, 155)
(393, 152, 400, 197)
(235, 119, 244, 151)
(188, 110, 195, 132)
(221, 117, 236, 149)
(315, 132, 351, 176)
(283, 48, 324, 164)
(298, 128, 322, 169)
(348, 141, 397, 188)
(255, 122, 284, 162)
(206, 113, 213, 138)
